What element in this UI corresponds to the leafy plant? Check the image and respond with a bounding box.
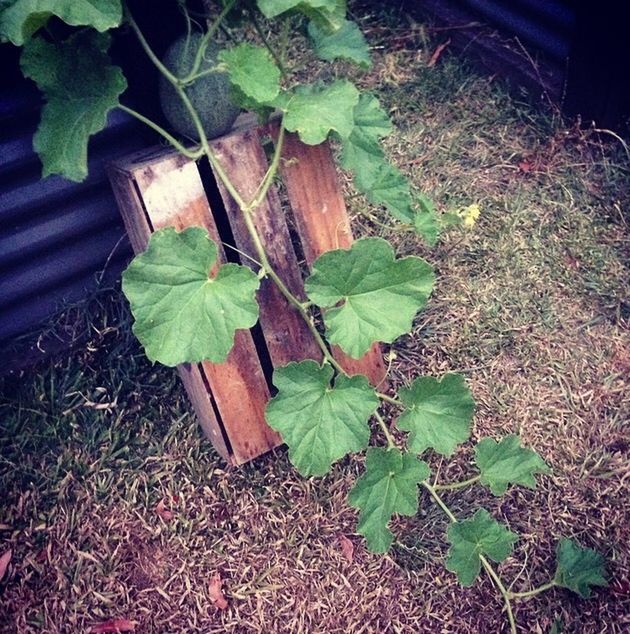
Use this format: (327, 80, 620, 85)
(1, 1, 609, 630)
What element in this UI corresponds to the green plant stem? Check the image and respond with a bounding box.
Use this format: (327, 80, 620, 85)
(126, 6, 216, 177)
(374, 411, 396, 448)
(479, 556, 517, 634)
(376, 392, 403, 407)
(184, 64, 222, 84)
(508, 581, 556, 600)
(422, 482, 457, 522)
(221, 242, 263, 268)
(422, 482, 517, 634)
(118, 105, 203, 159)
(181, 0, 237, 84)
(249, 9, 287, 77)
(433, 474, 481, 491)
(245, 123, 286, 211)
(239, 203, 346, 373)
(207, 117, 350, 377)
(125, 8, 179, 86)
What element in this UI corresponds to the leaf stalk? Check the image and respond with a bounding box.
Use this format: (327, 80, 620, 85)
(376, 391, 403, 407)
(180, 0, 237, 85)
(118, 105, 203, 159)
(422, 482, 516, 634)
(374, 411, 396, 449)
(479, 556, 517, 634)
(508, 581, 556, 600)
(433, 474, 481, 491)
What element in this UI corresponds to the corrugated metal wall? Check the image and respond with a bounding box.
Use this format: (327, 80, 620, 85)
(414, 0, 630, 127)
(0, 4, 189, 363)
(458, 0, 574, 61)
(412, 0, 573, 101)
(0, 47, 146, 348)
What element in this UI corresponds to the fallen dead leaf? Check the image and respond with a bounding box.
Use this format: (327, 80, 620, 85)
(209, 572, 229, 610)
(338, 535, 354, 563)
(90, 618, 136, 633)
(155, 499, 174, 522)
(427, 38, 451, 67)
(0, 549, 12, 582)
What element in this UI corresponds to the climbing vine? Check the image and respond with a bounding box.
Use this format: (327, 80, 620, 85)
(1, 1, 609, 630)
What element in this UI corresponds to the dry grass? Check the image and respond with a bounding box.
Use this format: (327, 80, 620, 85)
(1, 4, 629, 633)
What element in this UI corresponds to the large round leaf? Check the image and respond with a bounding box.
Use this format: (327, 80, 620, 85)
(265, 360, 378, 476)
(122, 227, 260, 366)
(348, 447, 430, 553)
(446, 509, 518, 587)
(305, 237, 434, 358)
(398, 374, 474, 456)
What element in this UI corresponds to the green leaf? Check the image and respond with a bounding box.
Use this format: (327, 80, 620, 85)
(219, 43, 280, 104)
(122, 227, 260, 367)
(257, 0, 337, 19)
(302, 0, 345, 32)
(257, 0, 345, 31)
(475, 435, 550, 496)
(398, 374, 474, 456)
(413, 194, 439, 246)
(340, 93, 417, 223)
(230, 85, 275, 123)
(339, 92, 390, 169)
(340, 152, 410, 221)
(339, 93, 418, 224)
(265, 360, 378, 477)
(349, 91, 393, 140)
(20, 31, 126, 182)
(446, 508, 518, 587)
(359, 162, 415, 223)
(348, 447, 430, 553)
(282, 80, 359, 145)
(308, 19, 371, 67)
(0, 0, 122, 45)
(305, 237, 435, 358)
(553, 538, 608, 598)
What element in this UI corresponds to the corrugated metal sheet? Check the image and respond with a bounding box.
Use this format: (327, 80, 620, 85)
(459, 0, 574, 60)
(412, 0, 572, 101)
(0, 49, 146, 345)
(414, 0, 629, 127)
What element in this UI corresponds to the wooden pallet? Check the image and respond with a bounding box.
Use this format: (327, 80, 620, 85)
(108, 119, 387, 465)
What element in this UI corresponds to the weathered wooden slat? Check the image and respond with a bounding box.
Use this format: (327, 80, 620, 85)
(178, 362, 231, 460)
(109, 152, 280, 465)
(108, 158, 231, 461)
(209, 129, 322, 366)
(278, 131, 388, 388)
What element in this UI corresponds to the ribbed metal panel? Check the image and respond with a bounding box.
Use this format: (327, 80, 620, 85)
(459, 0, 574, 60)
(411, 0, 572, 100)
(0, 46, 146, 344)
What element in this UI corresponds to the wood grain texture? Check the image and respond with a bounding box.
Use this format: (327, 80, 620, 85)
(209, 129, 322, 366)
(109, 152, 280, 465)
(109, 159, 231, 461)
(278, 130, 388, 388)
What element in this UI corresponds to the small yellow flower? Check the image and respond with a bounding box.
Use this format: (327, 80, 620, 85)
(458, 203, 481, 228)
